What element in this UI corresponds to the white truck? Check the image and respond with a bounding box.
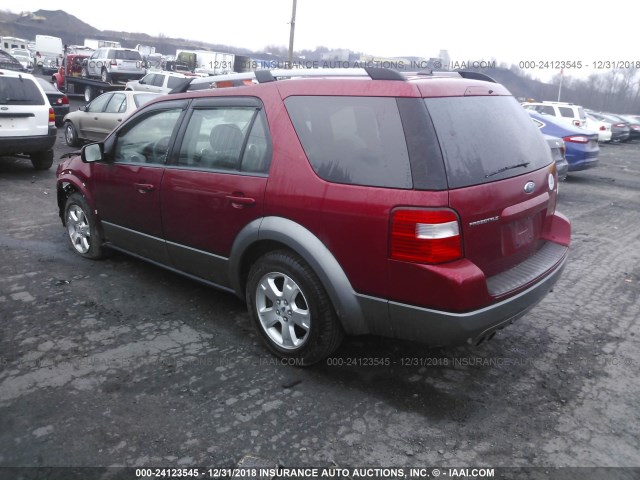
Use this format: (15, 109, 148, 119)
(35, 35, 63, 74)
(176, 49, 236, 75)
(84, 39, 121, 50)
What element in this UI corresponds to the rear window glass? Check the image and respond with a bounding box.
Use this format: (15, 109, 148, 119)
(133, 93, 158, 108)
(110, 50, 142, 61)
(0, 77, 45, 105)
(285, 96, 412, 189)
(425, 96, 551, 188)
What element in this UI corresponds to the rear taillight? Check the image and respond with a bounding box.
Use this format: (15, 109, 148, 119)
(599, 126, 606, 131)
(110, 59, 117, 66)
(573, 120, 581, 127)
(48, 107, 55, 127)
(563, 135, 589, 144)
(391, 209, 462, 264)
(60, 95, 69, 105)
(615, 123, 625, 128)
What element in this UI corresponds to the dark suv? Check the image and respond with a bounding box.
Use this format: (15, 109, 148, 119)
(56, 68, 570, 364)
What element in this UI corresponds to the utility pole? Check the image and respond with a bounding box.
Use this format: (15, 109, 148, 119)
(287, 0, 297, 69)
(557, 68, 564, 102)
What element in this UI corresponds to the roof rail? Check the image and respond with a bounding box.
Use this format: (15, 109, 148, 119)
(168, 67, 496, 94)
(169, 67, 408, 94)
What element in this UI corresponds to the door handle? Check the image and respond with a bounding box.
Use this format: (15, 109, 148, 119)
(134, 182, 155, 193)
(226, 194, 255, 208)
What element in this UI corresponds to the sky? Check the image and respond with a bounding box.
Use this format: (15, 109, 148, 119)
(6, 1, 638, 82)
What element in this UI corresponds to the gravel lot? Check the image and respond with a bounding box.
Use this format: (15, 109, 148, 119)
(0, 98, 639, 477)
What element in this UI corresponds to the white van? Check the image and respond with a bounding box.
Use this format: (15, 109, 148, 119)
(35, 35, 64, 74)
(521, 101, 587, 128)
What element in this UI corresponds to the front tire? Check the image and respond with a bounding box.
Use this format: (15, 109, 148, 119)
(64, 193, 104, 259)
(246, 251, 343, 366)
(64, 122, 80, 147)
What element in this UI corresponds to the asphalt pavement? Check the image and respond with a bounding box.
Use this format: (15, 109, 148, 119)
(0, 101, 639, 478)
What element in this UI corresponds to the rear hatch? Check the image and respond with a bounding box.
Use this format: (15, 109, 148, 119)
(0, 73, 48, 138)
(425, 95, 560, 296)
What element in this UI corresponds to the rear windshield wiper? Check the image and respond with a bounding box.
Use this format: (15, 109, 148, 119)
(485, 162, 530, 178)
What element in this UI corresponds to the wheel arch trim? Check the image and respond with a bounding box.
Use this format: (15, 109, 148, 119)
(229, 216, 367, 335)
(56, 176, 95, 224)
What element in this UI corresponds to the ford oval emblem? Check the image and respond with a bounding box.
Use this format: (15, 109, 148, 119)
(524, 181, 535, 194)
(0, 107, 7, 110)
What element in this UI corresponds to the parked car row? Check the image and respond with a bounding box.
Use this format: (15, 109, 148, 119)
(528, 112, 599, 172)
(522, 100, 640, 144)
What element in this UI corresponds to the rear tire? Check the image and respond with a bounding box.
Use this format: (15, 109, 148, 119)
(246, 251, 344, 366)
(64, 122, 80, 147)
(101, 68, 110, 83)
(64, 193, 104, 259)
(30, 150, 53, 170)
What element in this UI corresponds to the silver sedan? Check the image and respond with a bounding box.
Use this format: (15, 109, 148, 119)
(63, 90, 160, 146)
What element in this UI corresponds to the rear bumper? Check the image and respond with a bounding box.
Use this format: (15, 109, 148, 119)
(384, 245, 569, 346)
(0, 129, 56, 155)
(568, 155, 599, 171)
(109, 71, 145, 82)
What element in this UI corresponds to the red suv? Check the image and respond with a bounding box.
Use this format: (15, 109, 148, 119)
(56, 68, 570, 365)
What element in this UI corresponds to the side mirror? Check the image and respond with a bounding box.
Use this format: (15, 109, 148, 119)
(79, 105, 87, 112)
(81, 143, 104, 163)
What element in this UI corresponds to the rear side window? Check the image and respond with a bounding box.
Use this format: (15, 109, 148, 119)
(425, 96, 552, 188)
(558, 107, 574, 118)
(0, 77, 45, 105)
(152, 74, 165, 87)
(167, 76, 184, 89)
(176, 107, 271, 174)
(285, 96, 412, 189)
(533, 105, 555, 116)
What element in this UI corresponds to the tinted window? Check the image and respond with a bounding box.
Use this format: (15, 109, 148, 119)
(425, 96, 552, 188)
(114, 109, 182, 165)
(104, 93, 126, 113)
(113, 50, 142, 61)
(558, 107, 574, 118)
(167, 76, 184, 89)
(0, 77, 45, 105)
(142, 74, 156, 85)
(177, 107, 256, 171)
(152, 74, 165, 87)
(87, 93, 112, 113)
(537, 105, 555, 115)
(285, 96, 412, 189)
(577, 107, 586, 120)
(133, 93, 158, 109)
(241, 111, 271, 173)
(35, 77, 58, 93)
